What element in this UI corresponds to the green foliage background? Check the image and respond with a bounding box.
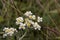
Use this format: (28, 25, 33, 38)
(0, 0, 60, 40)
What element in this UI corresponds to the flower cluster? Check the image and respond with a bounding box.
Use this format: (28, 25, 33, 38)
(3, 27, 17, 38)
(3, 11, 42, 38)
(16, 11, 42, 30)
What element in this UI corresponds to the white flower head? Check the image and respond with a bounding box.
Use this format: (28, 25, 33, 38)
(28, 20, 34, 25)
(14, 28, 18, 32)
(25, 18, 34, 27)
(16, 17, 24, 25)
(24, 11, 32, 16)
(3, 27, 17, 37)
(32, 15, 36, 20)
(9, 28, 17, 32)
(7, 31, 14, 36)
(19, 23, 26, 30)
(3, 27, 9, 31)
(10, 28, 15, 32)
(33, 22, 41, 30)
(37, 16, 42, 22)
(29, 15, 36, 20)
(3, 34, 7, 38)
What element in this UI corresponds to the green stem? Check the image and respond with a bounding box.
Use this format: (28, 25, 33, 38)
(19, 31, 27, 40)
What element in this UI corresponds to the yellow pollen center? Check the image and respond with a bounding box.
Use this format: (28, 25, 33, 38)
(29, 16, 32, 18)
(5, 29, 11, 33)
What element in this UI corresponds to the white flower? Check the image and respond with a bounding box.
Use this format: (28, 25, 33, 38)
(25, 18, 34, 27)
(7, 31, 14, 36)
(3, 27, 17, 37)
(3, 27, 9, 31)
(24, 11, 32, 16)
(14, 28, 18, 32)
(10, 28, 15, 32)
(19, 23, 26, 30)
(32, 15, 36, 20)
(28, 20, 34, 25)
(16, 17, 24, 25)
(3, 34, 7, 38)
(25, 18, 34, 25)
(25, 21, 31, 28)
(37, 16, 42, 22)
(33, 22, 41, 30)
(29, 15, 36, 20)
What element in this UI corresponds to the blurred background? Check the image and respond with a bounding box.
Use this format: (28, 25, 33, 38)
(0, 0, 60, 40)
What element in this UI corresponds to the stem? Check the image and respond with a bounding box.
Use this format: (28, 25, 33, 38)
(19, 31, 27, 40)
